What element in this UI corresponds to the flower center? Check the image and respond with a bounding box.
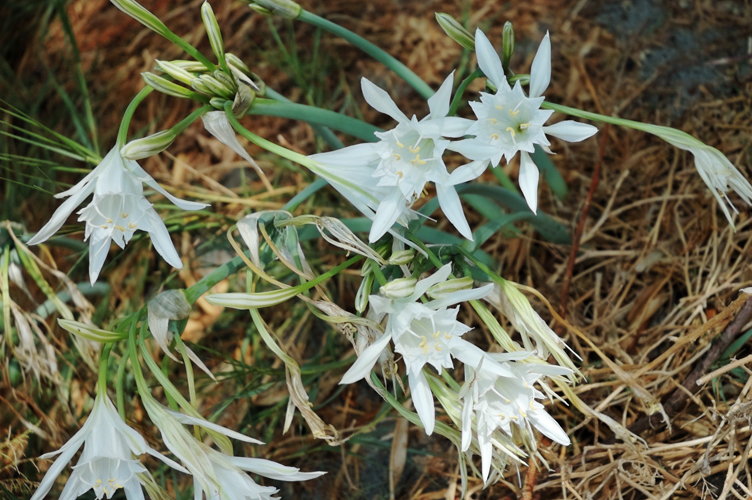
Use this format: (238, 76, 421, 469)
(487, 99, 533, 145)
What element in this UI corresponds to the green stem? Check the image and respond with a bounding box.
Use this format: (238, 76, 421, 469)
(249, 98, 380, 142)
(173, 335, 197, 408)
(448, 67, 482, 117)
(491, 165, 519, 194)
(117, 87, 154, 146)
(265, 88, 345, 149)
(116, 348, 130, 420)
(368, 259, 388, 286)
(298, 10, 433, 100)
(406, 233, 444, 268)
(173, 105, 214, 134)
(97, 343, 113, 396)
(160, 350, 179, 411)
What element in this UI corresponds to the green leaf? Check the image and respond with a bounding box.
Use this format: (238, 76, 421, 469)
(531, 144, 567, 199)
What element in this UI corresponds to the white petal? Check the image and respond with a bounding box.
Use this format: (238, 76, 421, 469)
(529, 32, 551, 98)
(425, 283, 494, 309)
(124, 480, 146, 500)
(361, 78, 409, 124)
(543, 121, 598, 142)
(230, 457, 326, 481)
(309, 143, 381, 167)
(30, 442, 83, 500)
(201, 111, 266, 178)
(461, 398, 473, 452)
(478, 431, 493, 483)
(369, 189, 407, 243)
(166, 409, 265, 444)
(28, 183, 95, 245)
(427, 72, 454, 119)
(127, 160, 208, 211)
(340, 333, 393, 384)
(518, 151, 539, 214)
(474, 29, 505, 89)
(410, 264, 453, 299)
(447, 139, 500, 163)
(409, 370, 435, 435)
(145, 448, 190, 474)
(87, 231, 112, 285)
(418, 117, 474, 138)
(140, 209, 183, 269)
(528, 410, 570, 445)
(446, 160, 489, 186)
(436, 183, 472, 240)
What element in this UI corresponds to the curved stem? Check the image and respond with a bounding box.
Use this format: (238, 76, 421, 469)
(116, 347, 130, 420)
(265, 88, 345, 149)
(97, 343, 113, 397)
(448, 68, 483, 117)
(298, 10, 433, 99)
(117, 86, 155, 146)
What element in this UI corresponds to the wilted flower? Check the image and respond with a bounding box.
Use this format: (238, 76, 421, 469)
(449, 29, 597, 213)
(27, 146, 207, 284)
(31, 392, 186, 500)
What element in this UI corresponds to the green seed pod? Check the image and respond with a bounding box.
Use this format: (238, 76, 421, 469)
(120, 130, 176, 160)
(388, 249, 415, 266)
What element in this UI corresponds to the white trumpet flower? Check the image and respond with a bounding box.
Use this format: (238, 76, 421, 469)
(28, 146, 208, 284)
(450, 29, 597, 213)
(30, 392, 186, 500)
(309, 73, 484, 242)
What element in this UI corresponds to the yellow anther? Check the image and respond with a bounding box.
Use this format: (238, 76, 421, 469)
(505, 127, 516, 137)
(519, 409, 527, 417)
(509, 415, 518, 421)
(393, 153, 402, 161)
(106, 218, 113, 223)
(444, 332, 452, 339)
(396, 171, 404, 179)
(121, 212, 129, 218)
(494, 105, 503, 110)
(435, 344, 443, 351)
(509, 109, 520, 117)
(488, 118, 498, 124)
(408, 145, 420, 153)
(433, 331, 440, 338)
(114, 225, 126, 231)
(395, 140, 404, 148)
(128, 222, 138, 229)
(419, 336, 428, 347)
(519, 122, 531, 130)
(422, 188, 429, 197)
(529, 400, 535, 410)
(504, 397, 511, 404)
(100, 224, 108, 229)
(96, 480, 102, 485)
(490, 134, 499, 140)
(423, 345, 429, 354)
(523, 381, 530, 389)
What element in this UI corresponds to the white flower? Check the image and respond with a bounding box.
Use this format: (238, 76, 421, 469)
(27, 146, 208, 284)
(449, 29, 597, 213)
(309, 74, 485, 242)
(460, 356, 571, 482)
(340, 265, 513, 434)
(31, 392, 186, 500)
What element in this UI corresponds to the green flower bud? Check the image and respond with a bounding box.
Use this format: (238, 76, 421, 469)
(380, 278, 417, 299)
(251, 0, 301, 19)
(249, 3, 273, 16)
(210, 97, 230, 109)
(171, 60, 209, 72)
(110, 0, 171, 38)
(156, 59, 195, 86)
(502, 21, 514, 70)
(205, 287, 301, 309)
(191, 78, 213, 96)
(435, 13, 475, 50)
(201, 1, 226, 67)
(426, 277, 473, 299)
(388, 249, 415, 266)
(214, 70, 237, 92)
(355, 273, 375, 313)
(142, 72, 198, 99)
(120, 130, 176, 160)
(58, 319, 127, 343)
(200, 74, 235, 99)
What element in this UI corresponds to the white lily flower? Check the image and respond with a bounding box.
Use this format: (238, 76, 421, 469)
(460, 357, 571, 482)
(450, 29, 597, 213)
(28, 146, 208, 284)
(309, 73, 484, 242)
(340, 264, 512, 435)
(31, 392, 187, 500)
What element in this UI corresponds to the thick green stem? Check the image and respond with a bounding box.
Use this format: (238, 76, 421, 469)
(448, 68, 482, 117)
(249, 98, 379, 142)
(265, 88, 346, 149)
(298, 10, 433, 100)
(117, 87, 154, 146)
(97, 343, 113, 397)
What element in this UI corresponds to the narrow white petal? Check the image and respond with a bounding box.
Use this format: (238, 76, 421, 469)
(145, 448, 191, 473)
(88, 232, 111, 285)
(543, 121, 598, 142)
(30, 443, 82, 500)
(28, 183, 95, 245)
(230, 457, 326, 481)
(528, 410, 570, 445)
(201, 111, 267, 178)
(309, 143, 381, 166)
(436, 183, 473, 240)
(445, 160, 489, 186)
(410, 264, 453, 300)
(474, 29, 505, 89)
(340, 333, 393, 385)
(409, 370, 435, 435)
(425, 283, 494, 309)
(518, 151, 540, 214)
(447, 139, 500, 163)
(529, 32, 551, 98)
(124, 481, 146, 500)
(427, 72, 454, 119)
(361, 78, 409, 124)
(369, 189, 406, 243)
(461, 398, 473, 452)
(479, 431, 493, 483)
(141, 209, 183, 269)
(166, 409, 265, 444)
(127, 161, 208, 211)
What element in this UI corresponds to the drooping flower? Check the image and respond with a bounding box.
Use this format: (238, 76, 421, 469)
(30, 392, 187, 500)
(28, 146, 208, 284)
(460, 355, 571, 482)
(449, 29, 597, 213)
(309, 73, 486, 242)
(340, 265, 513, 434)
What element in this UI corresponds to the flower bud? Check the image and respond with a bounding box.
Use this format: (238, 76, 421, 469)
(210, 97, 229, 109)
(200, 74, 235, 99)
(110, 0, 171, 38)
(58, 319, 127, 343)
(156, 59, 195, 86)
(171, 60, 209, 72)
(205, 287, 301, 309)
(251, 0, 301, 19)
(201, 2, 226, 66)
(502, 21, 514, 70)
(426, 277, 474, 299)
(249, 3, 273, 16)
(142, 72, 197, 99)
(379, 278, 417, 299)
(387, 249, 415, 266)
(355, 273, 375, 313)
(435, 13, 475, 50)
(214, 70, 237, 92)
(120, 130, 176, 160)
(191, 78, 213, 95)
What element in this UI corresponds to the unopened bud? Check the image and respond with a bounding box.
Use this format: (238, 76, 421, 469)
(58, 319, 127, 343)
(251, 0, 301, 19)
(205, 287, 301, 309)
(388, 249, 415, 266)
(171, 60, 209, 72)
(214, 70, 237, 92)
(210, 97, 229, 109)
(191, 78, 213, 95)
(200, 74, 235, 99)
(201, 2, 226, 66)
(502, 21, 514, 70)
(110, 0, 171, 38)
(435, 13, 475, 51)
(355, 273, 375, 313)
(380, 278, 417, 299)
(156, 59, 195, 86)
(120, 130, 176, 160)
(249, 3, 273, 16)
(427, 277, 473, 299)
(142, 72, 197, 99)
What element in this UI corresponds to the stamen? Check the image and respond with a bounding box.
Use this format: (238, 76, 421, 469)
(529, 400, 535, 410)
(419, 336, 428, 348)
(519, 409, 527, 417)
(433, 331, 440, 338)
(488, 118, 498, 124)
(395, 140, 404, 148)
(494, 105, 503, 110)
(519, 123, 531, 130)
(512, 101, 523, 112)
(408, 145, 420, 153)
(435, 344, 443, 351)
(490, 134, 499, 140)
(396, 171, 404, 179)
(128, 222, 138, 229)
(393, 154, 402, 161)
(509, 109, 520, 117)
(114, 225, 126, 231)
(505, 127, 516, 137)
(444, 332, 452, 339)
(100, 225, 108, 229)
(423, 345, 429, 354)
(105, 218, 113, 223)
(121, 212, 129, 218)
